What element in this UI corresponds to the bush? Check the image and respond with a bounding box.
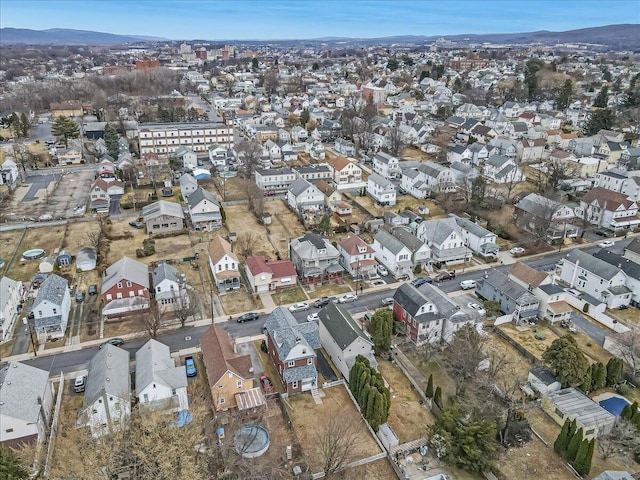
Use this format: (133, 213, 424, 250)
(414, 264, 422, 274)
(260, 340, 268, 353)
(582, 303, 589, 313)
(617, 384, 631, 396)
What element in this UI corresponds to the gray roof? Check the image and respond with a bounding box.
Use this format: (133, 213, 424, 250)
(374, 152, 397, 165)
(368, 172, 394, 188)
(152, 261, 180, 286)
(84, 344, 131, 407)
(288, 177, 315, 197)
(256, 167, 294, 176)
(294, 165, 331, 174)
(374, 229, 408, 255)
(283, 365, 317, 383)
(547, 388, 615, 428)
(529, 365, 558, 386)
(418, 161, 447, 179)
(565, 250, 621, 281)
(592, 472, 634, 480)
(418, 217, 459, 245)
(179, 173, 197, 190)
(516, 193, 562, 216)
(486, 154, 510, 168)
(390, 227, 426, 253)
(538, 284, 565, 295)
(187, 187, 220, 209)
(393, 283, 457, 324)
(33, 273, 68, 309)
(265, 307, 321, 361)
(451, 214, 494, 239)
(0, 362, 50, 423)
(478, 269, 530, 302)
(593, 250, 640, 281)
(101, 256, 149, 294)
(76, 247, 97, 265)
(318, 302, 372, 350)
(290, 233, 339, 261)
(135, 339, 187, 394)
(142, 200, 185, 222)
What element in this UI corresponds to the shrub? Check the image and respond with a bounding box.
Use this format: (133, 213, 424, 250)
(414, 264, 422, 274)
(617, 384, 631, 396)
(582, 303, 589, 313)
(260, 340, 268, 353)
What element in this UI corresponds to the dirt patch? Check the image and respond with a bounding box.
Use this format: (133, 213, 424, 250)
(400, 147, 426, 161)
(495, 435, 575, 480)
(224, 204, 275, 259)
(0, 228, 24, 265)
(342, 458, 398, 480)
(63, 221, 101, 252)
(273, 287, 308, 305)
(378, 360, 434, 443)
(103, 316, 147, 338)
(266, 200, 306, 259)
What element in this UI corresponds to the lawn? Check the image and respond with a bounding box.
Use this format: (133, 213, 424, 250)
(266, 200, 306, 259)
(219, 288, 260, 315)
(495, 434, 575, 480)
(273, 286, 308, 306)
(6, 225, 67, 281)
(403, 347, 457, 402)
(497, 323, 560, 361)
(547, 322, 614, 365)
(103, 316, 147, 339)
(305, 282, 352, 298)
(377, 359, 434, 443)
(224, 204, 276, 259)
(607, 306, 640, 328)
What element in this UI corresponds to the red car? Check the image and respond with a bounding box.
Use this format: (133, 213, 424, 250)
(434, 271, 456, 282)
(260, 375, 274, 393)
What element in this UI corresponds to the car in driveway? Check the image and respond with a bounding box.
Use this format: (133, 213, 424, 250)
(236, 312, 259, 323)
(73, 375, 86, 393)
(460, 280, 476, 290)
(376, 265, 389, 277)
(75, 291, 85, 303)
(381, 297, 394, 306)
(289, 302, 309, 312)
(338, 293, 358, 304)
(564, 288, 582, 298)
(88, 284, 98, 295)
(260, 375, 274, 393)
(129, 221, 144, 229)
(307, 313, 319, 322)
(594, 228, 613, 237)
(509, 247, 525, 256)
(598, 240, 615, 248)
(467, 302, 486, 315)
(100, 337, 124, 349)
(434, 271, 455, 282)
(411, 277, 433, 287)
(185, 356, 197, 377)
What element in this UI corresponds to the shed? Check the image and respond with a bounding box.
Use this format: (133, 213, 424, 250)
(57, 250, 72, 267)
(39, 257, 55, 273)
(192, 168, 211, 181)
(528, 366, 561, 396)
(76, 248, 97, 272)
(542, 388, 616, 439)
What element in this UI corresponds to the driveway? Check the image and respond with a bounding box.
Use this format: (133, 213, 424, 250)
(570, 311, 607, 344)
(109, 194, 122, 216)
(22, 173, 59, 202)
(317, 350, 338, 382)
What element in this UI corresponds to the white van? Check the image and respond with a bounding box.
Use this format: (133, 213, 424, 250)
(74, 375, 86, 393)
(460, 280, 476, 290)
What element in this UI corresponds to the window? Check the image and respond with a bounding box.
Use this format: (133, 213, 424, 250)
(5, 428, 13, 433)
(219, 397, 225, 404)
(292, 381, 298, 389)
(126, 281, 132, 287)
(117, 282, 123, 289)
(236, 380, 242, 388)
(288, 361, 295, 367)
(307, 358, 313, 365)
(554, 407, 564, 419)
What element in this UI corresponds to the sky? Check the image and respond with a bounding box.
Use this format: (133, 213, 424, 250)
(1, 0, 639, 40)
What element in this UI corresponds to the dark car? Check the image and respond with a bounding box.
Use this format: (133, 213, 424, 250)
(129, 221, 144, 229)
(434, 271, 456, 282)
(237, 312, 259, 323)
(314, 297, 331, 308)
(594, 228, 613, 237)
(100, 338, 124, 349)
(411, 277, 433, 287)
(75, 291, 85, 303)
(88, 284, 98, 295)
(185, 356, 197, 377)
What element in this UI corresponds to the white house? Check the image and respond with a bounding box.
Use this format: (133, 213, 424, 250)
(0, 362, 54, 446)
(254, 168, 296, 193)
(372, 229, 413, 278)
(187, 187, 223, 231)
(0, 276, 23, 343)
(483, 154, 526, 184)
(373, 152, 400, 178)
(326, 155, 363, 186)
(367, 173, 397, 206)
(528, 366, 562, 396)
(401, 161, 455, 198)
(172, 146, 198, 169)
(579, 187, 640, 232)
(80, 344, 131, 437)
(318, 303, 377, 380)
(417, 217, 472, 267)
(338, 234, 378, 279)
(179, 173, 198, 200)
(450, 214, 499, 258)
(286, 178, 325, 214)
(335, 138, 356, 156)
(0, 159, 20, 188)
(208, 236, 241, 292)
(151, 261, 188, 311)
(31, 274, 71, 338)
(135, 339, 189, 413)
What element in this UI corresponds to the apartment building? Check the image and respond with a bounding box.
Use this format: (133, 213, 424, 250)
(138, 122, 234, 155)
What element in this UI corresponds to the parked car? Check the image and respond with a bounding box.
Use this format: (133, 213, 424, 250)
(88, 284, 98, 295)
(75, 291, 85, 303)
(185, 356, 197, 377)
(598, 240, 615, 248)
(376, 265, 389, 277)
(434, 271, 455, 282)
(99, 337, 124, 349)
(237, 312, 259, 323)
(460, 280, 476, 290)
(289, 302, 309, 312)
(314, 297, 331, 308)
(467, 302, 486, 315)
(594, 228, 613, 237)
(411, 277, 433, 287)
(129, 221, 144, 229)
(260, 375, 274, 393)
(73, 375, 86, 393)
(564, 288, 582, 298)
(338, 293, 358, 304)
(381, 297, 394, 306)
(509, 247, 525, 256)
(307, 313, 319, 322)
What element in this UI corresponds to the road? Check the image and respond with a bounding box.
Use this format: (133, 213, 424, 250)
(187, 93, 222, 123)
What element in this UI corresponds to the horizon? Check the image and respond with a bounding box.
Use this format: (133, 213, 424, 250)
(1, 0, 639, 41)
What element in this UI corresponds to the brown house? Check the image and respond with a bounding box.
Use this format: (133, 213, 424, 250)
(50, 100, 83, 118)
(100, 257, 150, 318)
(200, 325, 259, 411)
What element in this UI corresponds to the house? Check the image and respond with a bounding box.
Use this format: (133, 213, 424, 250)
(508, 261, 551, 290)
(135, 339, 188, 413)
(372, 229, 413, 278)
(416, 217, 472, 267)
(527, 366, 562, 396)
(0, 159, 20, 188)
(142, 200, 185, 235)
(450, 214, 499, 258)
(517, 138, 546, 161)
(316, 180, 350, 214)
(152, 261, 187, 310)
(367, 173, 397, 206)
(558, 249, 631, 309)
(392, 282, 477, 345)
(171, 146, 197, 169)
(201, 325, 258, 411)
(483, 154, 525, 184)
(515, 193, 579, 242)
(89, 178, 112, 213)
(594, 170, 640, 203)
(318, 302, 377, 380)
(76, 247, 97, 272)
(305, 138, 325, 160)
(244, 256, 297, 294)
(401, 162, 455, 198)
(0, 362, 54, 447)
(373, 152, 400, 178)
(536, 284, 573, 324)
(335, 138, 356, 156)
(80, 345, 131, 437)
(593, 249, 640, 307)
(389, 227, 432, 271)
(179, 173, 198, 199)
(264, 307, 321, 394)
(208, 143, 234, 167)
(31, 273, 71, 337)
(0, 277, 23, 342)
(475, 269, 539, 324)
(289, 233, 343, 285)
(263, 139, 282, 160)
(254, 168, 296, 193)
(542, 388, 615, 439)
(326, 155, 362, 186)
(293, 164, 332, 183)
(338, 234, 377, 279)
(290, 125, 308, 142)
(56, 147, 82, 165)
(208, 236, 241, 292)
(579, 187, 640, 232)
(187, 188, 223, 231)
(101, 257, 150, 318)
(286, 178, 325, 214)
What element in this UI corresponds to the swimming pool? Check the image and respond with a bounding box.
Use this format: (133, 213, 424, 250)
(599, 396, 631, 416)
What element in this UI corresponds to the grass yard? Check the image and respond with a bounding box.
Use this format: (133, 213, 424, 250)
(6, 225, 67, 281)
(495, 435, 575, 480)
(403, 348, 457, 403)
(287, 385, 382, 473)
(341, 458, 398, 480)
(103, 316, 147, 339)
(377, 360, 434, 443)
(0, 228, 24, 266)
(497, 323, 560, 361)
(220, 289, 260, 315)
(607, 306, 640, 328)
(254, 340, 285, 393)
(306, 282, 352, 298)
(548, 322, 614, 365)
(273, 286, 308, 306)
(211, 175, 249, 202)
(224, 204, 276, 259)
(266, 200, 306, 259)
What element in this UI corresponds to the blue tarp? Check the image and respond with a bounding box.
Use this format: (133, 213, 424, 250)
(175, 410, 193, 427)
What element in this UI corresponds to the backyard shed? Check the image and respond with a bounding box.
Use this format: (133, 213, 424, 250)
(527, 366, 561, 396)
(39, 257, 55, 273)
(76, 248, 97, 272)
(57, 250, 72, 267)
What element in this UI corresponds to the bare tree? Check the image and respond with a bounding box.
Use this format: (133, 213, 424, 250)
(385, 124, 405, 156)
(246, 181, 265, 220)
(615, 328, 640, 377)
(443, 324, 486, 395)
(262, 70, 280, 95)
(235, 232, 261, 258)
(174, 289, 199, 327)
(314, 413, 364, 478)
(236, 139, 263, 179)
(144, 299, 163, 338)
(597, 419, 640, 460)
(517, 194, 561, 244)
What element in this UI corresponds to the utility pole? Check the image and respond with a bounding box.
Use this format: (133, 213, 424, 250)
(23, 317, 38, 356)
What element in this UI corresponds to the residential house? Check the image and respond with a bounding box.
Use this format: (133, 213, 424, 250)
(528, 366, 562, 396)
(483, 154, 525, 184)
(536, 284, 573, 324)
(80, 345, 131, 437)
(56, 147, 82, 165)
(579, 187, 640, 232)
(515, 193, 579, 242)
(389, 227, 432, 271)
(208, 143, 234, 167)
(293, 164, 332, 183)
(338, 234, 377, 279)
(279, 141, 298, 162)
(101, 257, 150, 318)
(135, 339, 188, 413)
(0, 276, 23, 343)
(76, 247, 97, 272)
(367, 173, 397, 206)
(171, 146, 197, 169)
(401, 162, 455, 199)
(475, 269, 540, 324)
(558, 249, 631, 309)
(542, 388, 615, 439)
(372, 229, 413, 278)
(151, 261, 187, 310)
(517, 138, 546, 161)
(335, 138, 356, 156)
(254, 168, 296, 193)
(305, 138, 325, 160)
(187, 188, 223, 231)
(201, 325, 259, 411)
(373, 152, 400, 178)
(264, 307, 321, 394)
(287, 178, 325, 215)
(0, 159, 19, 188)
(565, 156, 607, 178)
(594, 170, 640, 203)
(326, 155, 362, 186)
(142, 200, 185, 235)
(508, 261, 551, 290)
(316, 180, 351, 215)
(138, 121, 232, 155)
(593, 249, 640, 307)
(179, 173, 198, 199)
(416, 217, 472, 267)
(31, 273, 71, 337)
(392, 282, 477, 345)
(0, 362, 54, 447)
(208, 236, 241, 292)
(244, 256, 297, 294)
(89, 178, 112, 213)
(450, 214, 499, 258)
(318, 302, 377, 380)
(290, 125, 308, 142)
(262, 139, 282, 160)
(289, 233, 343, 285)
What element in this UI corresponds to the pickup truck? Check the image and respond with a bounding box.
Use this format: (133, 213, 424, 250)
(185, 356, 197, 377)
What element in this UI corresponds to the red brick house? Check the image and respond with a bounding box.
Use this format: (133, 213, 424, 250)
(100, 257, 150, 318)
(244, 256, 297, 294)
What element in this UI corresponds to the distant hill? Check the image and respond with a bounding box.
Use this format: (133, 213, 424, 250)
(0, 28, 168, 44)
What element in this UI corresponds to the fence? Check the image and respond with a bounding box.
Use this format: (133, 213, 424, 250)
(565, 296, 630, 333)
(43, 372, 65, 478)
(493, 326, 540, 364)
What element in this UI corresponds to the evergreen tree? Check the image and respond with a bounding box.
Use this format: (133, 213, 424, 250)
(300, 109, 310, 127)
(585, 108, 614, 136)
(554, 419, 571, 455)
(579, 366, 592, 393)
(543, 335, 589, 387)
(370, 309, 393, 354)
(365, 385, 376, 420)
(51, 115, 80, 147)
(433, 386, 443, 410)
(19, 112, 30, 137)
(470, 174, 487, 208)
(567, 428, 583, 462)
(567, 419, 577, 442)
(103, 123, 120, 159)
(220, 206, 226, 223)
(624, 73, 640, 106)
(317, 213, 333, 236)
(606, 357, 623, 386)
(425, 373, 434, 399)
(555, 79, 573, 110)
(621, 403, 633, 421)
(591, 362, 606, 391)
(593, 85, 609, 108)
(0, 445, 29, 479)
(573, 438, 594, 476)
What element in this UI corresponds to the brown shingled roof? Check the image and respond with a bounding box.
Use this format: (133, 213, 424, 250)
(207, 235, 238, 264)
(508, 261, 548, 288)
(339, 234, 375, 255)
(326, 155, 351, 172)
(583, 187, 634, 211)
(200, 325, 252, 387)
